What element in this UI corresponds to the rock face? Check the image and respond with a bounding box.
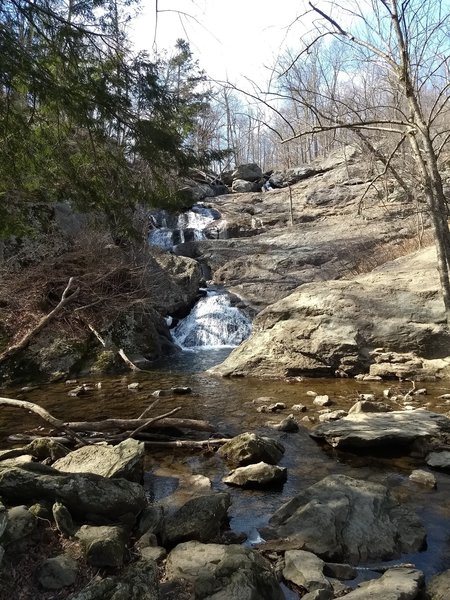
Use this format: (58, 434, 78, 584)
(53, 439, 144, 482)
(267, 475, 425, 564)
(0, 464, 146, 521)
(211, 247, 450, 379)
(310, 409, 450, 454)
(163, 493, 231, 546)
(218, 433, 285, 466)
(165, 541, 284, 600)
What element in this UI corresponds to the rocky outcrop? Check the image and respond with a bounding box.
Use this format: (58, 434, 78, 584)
(310, 409, 450, 455)
(165, 541, 284, 600)
(266, 474, 425, 563)
(211, 247, 450, 379)
(53, 439, 144, 482)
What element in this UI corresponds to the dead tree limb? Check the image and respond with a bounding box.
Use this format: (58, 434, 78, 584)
(7, 434, 230, 448)
(65, 416, 213, 432)
(0, 277, 79, 366)
(86, 322, 143, 372)
(127, 406, 182, 439)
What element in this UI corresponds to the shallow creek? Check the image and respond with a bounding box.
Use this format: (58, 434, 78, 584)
(2, 349, 450, 592)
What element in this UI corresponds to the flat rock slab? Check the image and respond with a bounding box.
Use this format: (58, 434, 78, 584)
(341, 567, 424, 599)
(310, 409, 450, 454)
(53, 439, 144, 481)
(267, 474, 425, 564)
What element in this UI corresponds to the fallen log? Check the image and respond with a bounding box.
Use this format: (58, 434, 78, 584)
(65, 416, 214, 433)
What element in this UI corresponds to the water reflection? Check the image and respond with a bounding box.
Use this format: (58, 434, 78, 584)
(2, 362, 450, 581)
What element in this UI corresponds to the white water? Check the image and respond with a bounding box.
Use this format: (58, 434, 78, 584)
(171, 290, 252, 350)
(148, 205, 219, 250)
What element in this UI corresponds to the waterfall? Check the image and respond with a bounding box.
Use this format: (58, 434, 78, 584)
(171, 290, 252, 350)
(148, 204, 220, 250)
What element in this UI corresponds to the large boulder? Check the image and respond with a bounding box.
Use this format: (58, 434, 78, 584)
(37, 554, 78, 590)
(231, 179, 261, 193)
(211, 247, 450, 378)
(76, 524, 127, 568)
(53, 439, 144, 482)
(232, 164, 263, 182)
(0, 464, 146, 521)
(165, 541, 284, 600)
(283, 550, 332, 593)
(163, 493, 231, 546)
(310, 410, 450, 455)
(218, 433, 285, 467)
(267, 474, 425, 564)
(2, 505, 37, 547)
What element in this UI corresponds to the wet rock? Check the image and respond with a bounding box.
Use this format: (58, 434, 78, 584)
(0, 463, 146, 521)
(164, 493, 231, 546)
(52, 502, 76, 537)
(427, 568, 450, 599)
(2, 505, 37, 546)
(127, 382, 140, 390)
(267, 474, 425, 563)
(283, 549, 332, 592)
(37, 554, 78, 590)
(68, 558, 159, 600)
(223, 462, 287, 488)
(313, 395, 333, 407)
(53, 439, 144, 482)
(300, 591, 333, 600)
(271, 414, 299, 432)
(409, 470, 436, 488)
(165, 541, 284, 600)
(76, 524, 127, 568)
(218, 433, 285, 466)
(311, 409, 450, 454)
(171, 386, 192, 395)
(341, 567, 424, 599)
(152, 389, 172, 397)
(349, 400, 392, 413)
(426, 450, 450, 471)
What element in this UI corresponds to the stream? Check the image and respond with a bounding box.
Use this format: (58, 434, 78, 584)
(3, 355, 450, 589)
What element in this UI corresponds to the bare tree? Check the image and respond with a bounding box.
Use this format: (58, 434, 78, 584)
(275, 0, 450, 322)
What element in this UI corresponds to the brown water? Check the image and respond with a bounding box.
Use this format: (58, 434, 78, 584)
(2, 348, 450, 587)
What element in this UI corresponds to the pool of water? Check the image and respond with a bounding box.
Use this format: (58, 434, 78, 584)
(2, 349, 450, 588)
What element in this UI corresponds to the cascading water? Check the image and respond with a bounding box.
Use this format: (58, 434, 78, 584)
(171, 289, 252, 351)
(148, 204, 220, 250)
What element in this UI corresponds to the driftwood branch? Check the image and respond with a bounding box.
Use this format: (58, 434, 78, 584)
(65, 416, 213, 432)
(0, 277, 79, 366)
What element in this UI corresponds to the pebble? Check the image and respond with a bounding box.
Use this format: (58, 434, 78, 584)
(306, 391, 318, 397)
(127, 382, 140, 390)
(291, 404, 307, 412)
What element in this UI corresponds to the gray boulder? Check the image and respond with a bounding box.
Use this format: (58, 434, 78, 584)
(37, 554, 78, 590)
(348, 400, 391, 413)
(68, 558, 160, 600)
(76, 524, 127, 568)
(427, 568, 450, 599)
(165, 541, 284, 600)
(283, 549, 332, 592)
(310, 410, 450, 454)
(268, 474, 425, 563)
(232, 164, 263, 182)
(164, 493, 231, 546)
(223, 462, 287, 488)
(53, 439, 144, 482)
(341, 567, 424, 599)
(0, 464, 146, 521)
(231, 179, 260, 193)
(218, 433, 285, 466)
(426, 450, 450, 470)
